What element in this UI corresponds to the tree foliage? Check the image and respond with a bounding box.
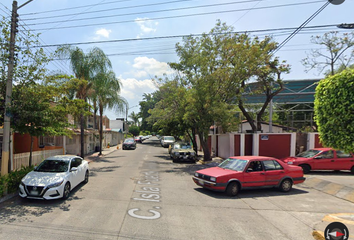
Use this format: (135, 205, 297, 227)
(56, 46, 113, 157)
(129, 125, 140, 136)
(315, 69, 354, 152)
(302, 31, 354, 76)
(165, 20, 288, 160)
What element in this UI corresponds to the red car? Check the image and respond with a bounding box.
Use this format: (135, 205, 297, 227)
(282, 148, 354, 174)
(192, 156, 305, 196)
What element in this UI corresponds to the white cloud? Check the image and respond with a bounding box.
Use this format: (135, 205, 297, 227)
(103, 77, 157, 119)
(93, 28, 112, 40)
(135, 18, 159, 38)
(131, 57, 174, 78)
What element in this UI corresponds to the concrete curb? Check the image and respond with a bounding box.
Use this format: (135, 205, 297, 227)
(303, 177, 354, 204)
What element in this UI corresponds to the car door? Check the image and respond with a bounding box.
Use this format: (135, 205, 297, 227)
(242, 161, 266, 188)
(335, 150, 354, 170)
(69, 158, 80, 187)
(313, 150, 335, 170)
(263, 160, 285, 186)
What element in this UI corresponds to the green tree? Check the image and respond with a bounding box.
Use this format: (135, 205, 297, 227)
(314, 69, 354, 153)
(129, 111, 140, 126)
(57, 46, 111, 157)
(129, 125, 140, 136)
(1, 17, 51, 169)
(10, 82, 81, 166)
(92, 70, 126, 155)
(302, 31, 354, 76)
(169, 21, 288, 160)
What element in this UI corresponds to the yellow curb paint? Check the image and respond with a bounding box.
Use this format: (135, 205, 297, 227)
(322, 182, 344, 195)
(312, 230, 325, 240)
(305, 178, 324, 188)
(344, 191, 354, 203)
(322, 213, 354, 225)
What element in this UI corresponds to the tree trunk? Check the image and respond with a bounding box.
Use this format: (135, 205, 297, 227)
(99, 104, 103, 156)
(80, 113, 85, 158)
(187, 128, 198, 155)
(29, 136, 33, 166)
(198, 131, 211, 161)
(93, 101, 98, 129)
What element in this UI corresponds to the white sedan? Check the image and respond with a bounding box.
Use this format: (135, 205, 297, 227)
(19, 155, 89, 200)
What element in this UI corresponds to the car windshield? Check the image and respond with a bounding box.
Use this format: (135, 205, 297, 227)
(174, 143, 191, 149)
(165, 136, 175, 141)
(125, 139, 134, 143)
(218, 158, 248, 171)
(35, 160, 69, 173)
(296, 149, 321, 158)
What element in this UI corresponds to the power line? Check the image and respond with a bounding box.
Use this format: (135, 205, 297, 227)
(272, 1, 330, 54)
(30, 23, 338, 48)
(29, 1, 325, 31)
(23, 0, 197, 21)
(21, 0, 137, 16)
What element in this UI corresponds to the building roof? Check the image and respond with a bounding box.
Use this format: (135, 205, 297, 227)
(243, 79, 320, 104)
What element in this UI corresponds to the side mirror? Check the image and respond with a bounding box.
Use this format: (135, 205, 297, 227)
(70, 167, 78, 172)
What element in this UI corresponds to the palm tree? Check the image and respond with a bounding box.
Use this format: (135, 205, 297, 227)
(92, 70, 127, 155)
(129, 111, 140, 126)
(57, 46, 111, 158)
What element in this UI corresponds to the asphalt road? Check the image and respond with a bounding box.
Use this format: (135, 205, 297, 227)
(0, 137, 353, 240)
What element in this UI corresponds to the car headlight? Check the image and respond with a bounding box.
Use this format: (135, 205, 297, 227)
(174, 152, 180, 155)
(190, 152, 195, 156)
(287, 161, 293, 165)
(47, 180, 64, 189)
(210, 177, 216, 182)
(20, 180, 25, 187)
(194, 172, 199, 177)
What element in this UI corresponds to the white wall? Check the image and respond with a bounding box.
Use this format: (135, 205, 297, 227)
(110, 120, 124, 130)
(239, 123, 284, 133)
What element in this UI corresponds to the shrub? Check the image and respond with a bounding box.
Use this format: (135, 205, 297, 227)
(0, 165, 34, 198)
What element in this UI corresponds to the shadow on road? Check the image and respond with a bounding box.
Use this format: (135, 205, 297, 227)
(193, 186, 308, 199)
(0, 182, 87, 224)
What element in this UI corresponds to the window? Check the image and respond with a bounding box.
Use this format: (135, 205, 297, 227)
(336, 151, 352, 158)
(71, 158, 82, 168)
(318, 150, 334, 159)
(263, 160, 284, 171)
(248, 161, 263, 172)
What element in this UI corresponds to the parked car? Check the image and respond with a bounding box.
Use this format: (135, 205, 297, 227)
(161, 136, 175, 148)
(282, 148, 354, 174)
(192, 156, 305, 196)
(122, 138, 137, 150)
(134, 136, 142, 143)
(19, 155, 89, 200)
(170, 142, 196, 163)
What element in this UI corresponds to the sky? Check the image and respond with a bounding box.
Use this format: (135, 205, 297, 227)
(0, 0, 353, 121)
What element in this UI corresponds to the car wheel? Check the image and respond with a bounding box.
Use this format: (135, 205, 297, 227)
(226, 182, 239, 196)
(351, 166, 354, 174)
(300, 164, 311, 174)
(279, 179, 293, 192)
(83, 170, 89, 184)
(172, 158, 177, 163)
(62, 182, 71, 199)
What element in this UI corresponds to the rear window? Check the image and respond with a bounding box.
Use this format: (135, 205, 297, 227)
(336, 151, 352, 158)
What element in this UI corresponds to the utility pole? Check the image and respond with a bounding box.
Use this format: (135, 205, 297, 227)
(1, 1, 19, 176)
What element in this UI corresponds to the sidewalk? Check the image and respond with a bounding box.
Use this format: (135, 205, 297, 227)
(84, 144, 121, 163)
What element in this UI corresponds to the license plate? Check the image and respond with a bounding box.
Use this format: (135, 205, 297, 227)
(30, 190, 39, 196)
(198, 180, 204, 185)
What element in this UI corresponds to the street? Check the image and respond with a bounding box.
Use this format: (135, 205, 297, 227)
(0, 137, 354, 240)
